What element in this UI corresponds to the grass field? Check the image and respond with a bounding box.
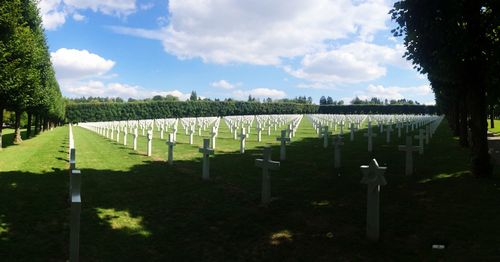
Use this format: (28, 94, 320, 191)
(488, 119, 500, 134)
(1, 117, 500, 261)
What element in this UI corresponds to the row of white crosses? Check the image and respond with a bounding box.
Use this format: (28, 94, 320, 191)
(68, 124, 81, 262)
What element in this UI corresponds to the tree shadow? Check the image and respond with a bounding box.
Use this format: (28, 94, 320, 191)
(1, 123, 500, 261)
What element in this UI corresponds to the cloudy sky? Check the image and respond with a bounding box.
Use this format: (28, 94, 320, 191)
(39, 0, 434, 104)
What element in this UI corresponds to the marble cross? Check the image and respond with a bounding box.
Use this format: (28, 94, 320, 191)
(385, 125, 393, 144)
(255, 146, 280, 204)
(239, 128, 248, 154)
(147, 130, 153, 156)
(133, 128, 138, 151)
(189, 127, 195, 145)
(360, 159, 387, 242)
(339, 121, 345, 135)
(398, 136, 420, 176)
(256, 125, 263, 142)
(414, 129, 425, 155)
(199, 139, 214, 180)
(210, 126, 217, 149)
(166, 133, 176, 165)
(123, 127, 128, 146)
(363, 122, 377, 152)
(321, 126, 329, 148)
(70, 169, 81, 262)
(332, 135, 344, 168)
(276, 130, 290, 161)
(350, 123, 356, 141)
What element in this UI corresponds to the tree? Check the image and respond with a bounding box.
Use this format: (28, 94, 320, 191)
(391, 0, 499, 177)
(319, 96, 327, 105)
(189, 91, 198, 101)
(326, 96, 334, 105)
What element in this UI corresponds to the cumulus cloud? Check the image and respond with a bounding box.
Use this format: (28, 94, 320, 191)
(356, 84, 433, 100)
(285, 42, 409, 86)
(38, 0, 137, 30)
(210, 80, 236, 90)
(63, 80, 191, 100)
(111, 0, 390, 65)
(51, 48, 116, 80)
(232, 88, 286, 99)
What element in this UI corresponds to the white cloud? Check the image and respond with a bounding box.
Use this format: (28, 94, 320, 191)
(51, 48, 116, 80)
(72, 13, 85, 21)
(140, 3, 154, 11)
(285, 41, 409, 86)
(63, 80, 191, 100)
(210, 80, 236, 90)
(356, 84, 433, 101)
(112, 0, 390, 65)
(232, 88, 286, 99)
(38, 0, 137, 30)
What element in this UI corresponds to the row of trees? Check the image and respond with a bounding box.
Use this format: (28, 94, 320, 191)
(391, 0, 499, 177)
(0, 0, 65, 148)
(350, 97, 422, 105)
(66, 100, 437, 123)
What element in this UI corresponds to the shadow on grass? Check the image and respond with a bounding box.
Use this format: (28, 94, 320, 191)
(1, 124, 500, 261)
(1, 129, 40, 149)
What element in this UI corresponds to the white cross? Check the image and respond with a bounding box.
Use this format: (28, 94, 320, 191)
(398, 136, 420, 176)
(414, 129, 425, 155)
(276, 130, 290, 161)
(360, 159, 387, 242)
(239, 128, 248, 154)
(255, 146, 280, 204)
(332, 135, 344, 168)
(133, 128, 138, 150)
(385, 125, 393, 144)
(363, 122, 377, 152)
(210, 126, 217, 149)
(147, 130, 153, 156)
(321, 126, 329, 148)
(198, 138, 214, 180)
(166, 133, 176, 165)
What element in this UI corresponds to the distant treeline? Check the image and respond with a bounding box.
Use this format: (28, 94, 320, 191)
(66, 101, 437, 122)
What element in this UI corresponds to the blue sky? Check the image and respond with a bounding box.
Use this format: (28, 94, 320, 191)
(39, 0, 434, 104)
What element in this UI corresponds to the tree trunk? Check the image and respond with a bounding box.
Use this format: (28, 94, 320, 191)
(458, 97, 469, 147)
(490, 106, 495, 129)
(464, 0, 492, 178)
(43, 117, 48, 131)
(13, 110, 22, 144)
(34, 114, 40, 135)
(26, 112, 32, 138)
(0, 106, 3, 150)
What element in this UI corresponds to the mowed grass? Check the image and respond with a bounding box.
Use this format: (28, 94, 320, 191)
(1, 117, 500, 261)
(488, 119, 500, 134)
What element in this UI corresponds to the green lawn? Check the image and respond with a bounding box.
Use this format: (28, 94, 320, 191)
(1, 117, 500, 260)
(488, 119, 500, 134)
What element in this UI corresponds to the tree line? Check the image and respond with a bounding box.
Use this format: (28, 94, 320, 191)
(0, 0, 65, 148)
(66, 100, 437, 123)
(391, 0, 499, 177)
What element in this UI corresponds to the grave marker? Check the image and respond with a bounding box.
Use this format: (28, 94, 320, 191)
(398, 136, 420, 176)
(360, 159, 387, 242)
(199, 139, 214, 180)
(255, 147, 280, 204)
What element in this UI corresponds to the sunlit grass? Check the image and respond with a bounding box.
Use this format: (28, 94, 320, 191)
(269, 230, 293, 245)
(96, 208, 151, 237)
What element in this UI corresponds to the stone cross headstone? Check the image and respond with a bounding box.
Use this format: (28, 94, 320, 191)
(332, 135, 344, 168)
(276, 130, 290, 161)
(256, 125, 263, 142)
(198, 139, 214, 180)
(147, 130, 153, 156)
(360, 159, 387, 242)
(70, 169, 82, 262)
(414, 129, 425, 155)
(116, 128, 120, 143)
(166, 133, 175, 165)
(385, 125, 393, 144)
(239, 128, 248, 154)
(398, 136, 420, 176)
(255, 146, 280, 205)
(123, 127, 128, 146)
(321, 126, 329, 148)
(350, 123, 356, 141)
(133, 128, 138, 151)
(339, 121, 345, 135)
(363, 122, 377, 152)
(397, 123, 402, 138)
(210, 126, 217, 149)
(189, 128, 194, 145)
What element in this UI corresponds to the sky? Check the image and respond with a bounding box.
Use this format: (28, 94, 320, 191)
(38, 0, 434, 104)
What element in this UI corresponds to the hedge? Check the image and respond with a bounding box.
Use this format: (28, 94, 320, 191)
(66, 101, 437, 123)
